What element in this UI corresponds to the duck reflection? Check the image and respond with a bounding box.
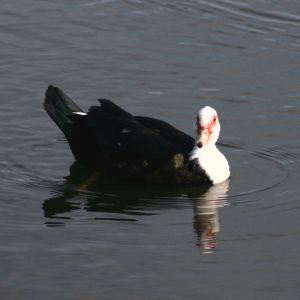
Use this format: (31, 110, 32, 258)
(43, 162, 229, 251)
(191, 181, 229, 253)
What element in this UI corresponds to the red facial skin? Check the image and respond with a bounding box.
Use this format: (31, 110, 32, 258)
(197, 115, 217, 136)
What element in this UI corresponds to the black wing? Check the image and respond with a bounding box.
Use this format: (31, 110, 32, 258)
(69, 99, 191, 177)
(135, 116, 194, 157)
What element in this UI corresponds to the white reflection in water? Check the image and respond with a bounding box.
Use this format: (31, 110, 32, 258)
(193, 180, 229, 253)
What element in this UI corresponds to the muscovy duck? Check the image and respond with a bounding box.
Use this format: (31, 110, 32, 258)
(44, 86, 230, 185)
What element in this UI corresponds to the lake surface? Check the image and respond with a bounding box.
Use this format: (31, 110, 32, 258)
(1, 0, 300, 299)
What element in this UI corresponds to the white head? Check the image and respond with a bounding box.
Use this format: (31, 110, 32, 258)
(195, 106, 220, 147)
(190, 106, 230, 184)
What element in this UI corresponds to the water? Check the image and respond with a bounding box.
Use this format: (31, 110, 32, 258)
(1, 0, 300, 299)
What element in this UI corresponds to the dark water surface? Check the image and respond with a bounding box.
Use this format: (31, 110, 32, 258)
(1, 0, 300, 299)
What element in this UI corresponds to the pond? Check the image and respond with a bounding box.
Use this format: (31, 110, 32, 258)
(0, 0, 300, 299)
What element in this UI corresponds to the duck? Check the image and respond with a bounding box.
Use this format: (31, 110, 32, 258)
(44, 86, 230, 185)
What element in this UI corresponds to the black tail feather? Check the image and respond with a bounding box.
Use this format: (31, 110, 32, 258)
(44, 85, 83, 138)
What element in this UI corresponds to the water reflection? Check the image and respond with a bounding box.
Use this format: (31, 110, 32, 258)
(192, 181, 229, 253)
(43, 162, 229, 251)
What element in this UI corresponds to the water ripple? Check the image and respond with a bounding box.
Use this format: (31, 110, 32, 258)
(197, 0, 300, 26)
(1, 138, 296, 211)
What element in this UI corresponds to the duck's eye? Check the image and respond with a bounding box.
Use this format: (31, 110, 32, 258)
(213, 116, 217, 123)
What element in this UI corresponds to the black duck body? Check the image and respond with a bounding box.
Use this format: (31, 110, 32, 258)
(44, 86, 212, 186)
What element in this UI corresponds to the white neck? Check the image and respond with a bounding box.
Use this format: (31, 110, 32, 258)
(189, 143, 230, 184)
